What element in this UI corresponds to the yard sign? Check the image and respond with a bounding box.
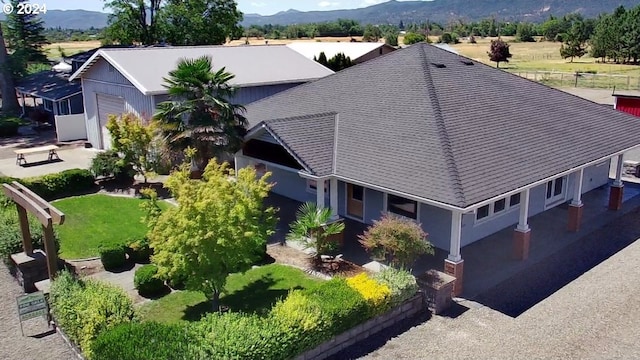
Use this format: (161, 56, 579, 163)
(16, 291, 49, 335)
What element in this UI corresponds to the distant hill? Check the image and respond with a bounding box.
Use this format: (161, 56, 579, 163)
(241, 0, 640, 26)
(0, 10, 108, 30)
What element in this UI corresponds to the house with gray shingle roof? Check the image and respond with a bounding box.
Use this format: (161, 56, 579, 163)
(236, 43, 640, 295)
(69, 45, 334, 150)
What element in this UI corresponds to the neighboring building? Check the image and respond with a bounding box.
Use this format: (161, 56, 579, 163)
(15, 70, 84, 118)
(286, 42, 396, 64)
(69, 45, 334, 149)
(613, 90, 640, 117)
(237, 44, 640, 295)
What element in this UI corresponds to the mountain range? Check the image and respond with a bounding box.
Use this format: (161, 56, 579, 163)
(1, 0, 640, 30)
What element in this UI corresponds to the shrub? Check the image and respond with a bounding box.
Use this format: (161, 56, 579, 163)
(134, 264, 165, 296)
(403, 32, 426, 45)
(0, 207, 58, 263)
(22, 169, 95, 199)
(346, 272, 391, 315)
(270, 291, 326, 353)
(90, 150, 126, 179)
(0, 116, 24, 137)
(49, 271, 135, 357)
(127, 237, 152, 263)
(197, 312, 289, 360)
(373, 267, 419, 307)
(100, 246, 127, 270)
(301, 278, 369, 335)
(166, 271, 187, 290)
(91, 322, 203, 360)
(358, 213, 434, 268)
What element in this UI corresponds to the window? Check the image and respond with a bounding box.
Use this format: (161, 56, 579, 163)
(387, 194, 417, 219)
(476, 194, 521, 222)
(43, 99, 53, 112)
(307, 179, 328, 193)
(546, 177, 566, 205)
(57, 100, 70, 115)
(351, 185, 364, 201)
(510, 193, 521, 207)
(476, 204, 490, 220)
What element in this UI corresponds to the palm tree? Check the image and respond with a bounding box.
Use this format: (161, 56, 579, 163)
(287, 202, 345, 257)
(153, 56, 248, 169)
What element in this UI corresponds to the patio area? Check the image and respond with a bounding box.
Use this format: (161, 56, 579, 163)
(266, 180, 640, 315)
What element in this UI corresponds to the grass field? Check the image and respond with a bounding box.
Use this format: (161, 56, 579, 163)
(45, 40, 101, 58)
(53, 194, 169, 259)
(137, 264, 322, 323)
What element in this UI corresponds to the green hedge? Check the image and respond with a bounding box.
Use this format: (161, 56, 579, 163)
(100, 246, 127, 270)
(49, 271, 135, 358)
(134, 264, 166, 297)
(126, 237, 152, 264)
(91, 322, 204, 360)
(1, 169, 95, 202)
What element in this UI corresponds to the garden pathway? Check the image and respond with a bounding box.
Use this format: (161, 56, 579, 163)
(0, 263, 77, 360)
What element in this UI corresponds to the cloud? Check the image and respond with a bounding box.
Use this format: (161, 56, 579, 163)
(318, 1, 340, 7)
(250, 2, 266, 7)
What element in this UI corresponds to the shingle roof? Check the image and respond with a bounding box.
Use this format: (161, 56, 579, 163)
(262, 113, 336, 176)
(244, 43, 640, 208)
(69, 45, 334, 95)
(15, 70, 81, 101)
(286, 42, 394, 62)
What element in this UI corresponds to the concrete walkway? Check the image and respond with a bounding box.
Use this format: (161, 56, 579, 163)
(87, 263, 146, 304)
(0, 147, 96, 178)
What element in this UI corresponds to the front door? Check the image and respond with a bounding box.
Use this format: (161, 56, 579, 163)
(545, 176, 566, 206)
(347, 184, 364, 219)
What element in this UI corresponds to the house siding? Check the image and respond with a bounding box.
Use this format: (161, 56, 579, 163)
(231, 83, 304, 105)
(81, 59, 156, 148)
(419, 203, 452, 251)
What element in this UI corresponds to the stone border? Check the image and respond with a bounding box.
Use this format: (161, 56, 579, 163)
(294, 293, 424, 360)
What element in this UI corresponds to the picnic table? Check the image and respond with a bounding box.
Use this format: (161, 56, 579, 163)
(14, 145, 60, 166)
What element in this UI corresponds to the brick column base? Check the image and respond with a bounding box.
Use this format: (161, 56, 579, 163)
(567, 203, 584, 232)
(444, 259, 464, 297)
(513, 228, 531, 261)
(609, 185, 624, 211)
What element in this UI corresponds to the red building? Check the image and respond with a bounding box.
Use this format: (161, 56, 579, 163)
(614, 91, 640, 117)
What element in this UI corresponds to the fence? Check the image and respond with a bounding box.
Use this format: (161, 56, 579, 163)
(511, 71, 640, 90)
(54, 113, 87, 142)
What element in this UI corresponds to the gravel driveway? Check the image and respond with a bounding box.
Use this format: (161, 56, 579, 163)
(0, 263, 76, 360)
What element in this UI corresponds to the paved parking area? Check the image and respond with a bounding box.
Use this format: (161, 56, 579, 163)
(0, 147, 96, 178)
(356, 206, 640, 360)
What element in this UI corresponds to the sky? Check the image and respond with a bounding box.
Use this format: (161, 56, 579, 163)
(42, 0, 429, 16)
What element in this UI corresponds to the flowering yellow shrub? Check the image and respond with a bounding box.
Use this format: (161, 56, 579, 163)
(346, 273, 391, 314)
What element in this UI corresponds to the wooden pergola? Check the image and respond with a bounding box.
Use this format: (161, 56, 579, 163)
(2, 182, 65, 280)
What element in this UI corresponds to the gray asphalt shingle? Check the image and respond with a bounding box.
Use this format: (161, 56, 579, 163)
(244, 43, 640, 208)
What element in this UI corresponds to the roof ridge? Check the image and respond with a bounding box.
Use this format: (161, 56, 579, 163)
(419, 44, 466, 205)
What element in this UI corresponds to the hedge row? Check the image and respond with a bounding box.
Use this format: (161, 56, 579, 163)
(90, 268, 419, 360)
(0, 168, 95, 201)
(49, 271, 136, 358)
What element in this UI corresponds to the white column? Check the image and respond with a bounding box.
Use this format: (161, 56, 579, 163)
(614, 154, 624, 187)
(316, 179, 325, 209)
(571, 168, 584, 206)
(330, 178, 338, 219)
(448, 211, 462, 262)
(517, 188, 530, 232)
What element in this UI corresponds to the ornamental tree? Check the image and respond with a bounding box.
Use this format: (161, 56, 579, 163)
(106, 113, 158, 183)
(148, 160, 277, 311)
(358, 213, 434, 268)
(487, 38, 512, 68)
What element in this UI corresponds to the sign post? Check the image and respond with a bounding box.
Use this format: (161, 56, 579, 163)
(16, 291, 49, 336)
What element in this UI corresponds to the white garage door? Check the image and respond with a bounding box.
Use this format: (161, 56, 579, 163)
(96, 94, 125, 150)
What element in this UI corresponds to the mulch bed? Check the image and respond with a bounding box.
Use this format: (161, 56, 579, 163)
(267, 243, 367, 278)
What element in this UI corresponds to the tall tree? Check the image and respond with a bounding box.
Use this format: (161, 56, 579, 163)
(515, 22, 535, 42)
(362, 24, 382, 42)
(148, 160, 277, 311)
(559, 20, 588, 62)
(104, 0, 163, 45)
(4, 0, 49, 78)
(161, 0, 243, 45)
(487, 38, 512, 68)
(0, 26, 20, 115)
(154, 56, 247, 167)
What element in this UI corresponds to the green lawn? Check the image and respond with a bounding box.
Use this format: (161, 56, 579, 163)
(54, 194, 169, 259)
(138, 264, 323, 324)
